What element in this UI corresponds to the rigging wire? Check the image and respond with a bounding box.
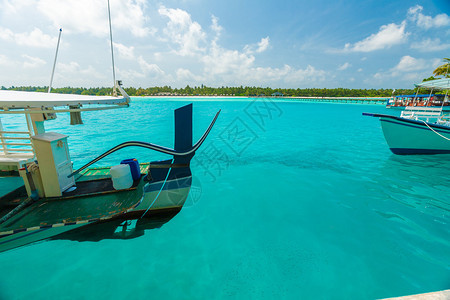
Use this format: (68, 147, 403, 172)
(48, 28, 62, 93)
(140, 159, 174, 219)
(107, 0, 117, 96)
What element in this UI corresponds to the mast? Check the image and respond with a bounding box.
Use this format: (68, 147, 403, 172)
(48, 28, 62, 93)
(107, 0, 117, 96)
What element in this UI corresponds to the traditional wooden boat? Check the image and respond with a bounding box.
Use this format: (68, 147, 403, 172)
(364, 78, 450, 154)
(0, 83, 220, 252)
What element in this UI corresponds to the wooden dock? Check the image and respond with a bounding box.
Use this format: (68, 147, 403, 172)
(286, 96, 388, 105)
(383, 289, 450, 299)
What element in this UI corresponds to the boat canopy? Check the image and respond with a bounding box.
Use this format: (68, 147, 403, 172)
(415, 78, 450, 90)
(0, 90, 129, 111)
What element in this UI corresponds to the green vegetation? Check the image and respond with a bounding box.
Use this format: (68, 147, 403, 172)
(433, 58, 450, 78)
(1, 85, 414, 97)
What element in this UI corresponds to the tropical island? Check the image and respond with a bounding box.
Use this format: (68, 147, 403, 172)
(2, 58, 448, 98)
(0, 85, 415, 98)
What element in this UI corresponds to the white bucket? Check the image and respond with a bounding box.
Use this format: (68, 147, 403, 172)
(110, 164, 133, 190)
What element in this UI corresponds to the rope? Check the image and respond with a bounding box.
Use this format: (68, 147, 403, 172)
(420, 120, 450, 141)
(140, 158, 174, 218)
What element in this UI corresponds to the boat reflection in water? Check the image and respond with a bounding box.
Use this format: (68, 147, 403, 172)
(52, 208, 181, 242)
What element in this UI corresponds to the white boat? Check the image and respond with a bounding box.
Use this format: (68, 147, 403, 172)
(0, 83, 219, 252)
(364, 78, 450, 154)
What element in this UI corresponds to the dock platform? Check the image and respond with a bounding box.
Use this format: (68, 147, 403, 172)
(285, 96, 387, 105)
(383, 289, 450, 299)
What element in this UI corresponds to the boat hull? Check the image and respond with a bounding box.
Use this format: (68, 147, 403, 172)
(0, 173, 192, 252)
(137, 176, 191, 211)
(0, 222, 87, 253)
(364, 113, 450, 154)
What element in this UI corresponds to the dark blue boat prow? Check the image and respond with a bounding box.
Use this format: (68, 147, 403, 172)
(362, 112, 402, 119)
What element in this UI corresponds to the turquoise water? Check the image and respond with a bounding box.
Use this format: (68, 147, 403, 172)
(0, 98, 449, 299)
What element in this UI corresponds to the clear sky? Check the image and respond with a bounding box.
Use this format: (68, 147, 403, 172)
(0, 0, 449, 89)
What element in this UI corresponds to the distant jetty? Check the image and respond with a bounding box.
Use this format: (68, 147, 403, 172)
(3, 86, 410, 101)
(251, 96, 388, 105)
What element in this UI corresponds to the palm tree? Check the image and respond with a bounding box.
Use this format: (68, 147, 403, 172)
(433, 58, 450, 78)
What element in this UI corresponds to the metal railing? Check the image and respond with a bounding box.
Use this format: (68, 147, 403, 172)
(0, 116, 35, 156)
(401, 106, 442, 122)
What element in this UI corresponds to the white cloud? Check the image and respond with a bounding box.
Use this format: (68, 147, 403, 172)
(338, 62, 351, 71)
(410, 38, 450, 52)
(201, 39, 326, 86)
(137, 56, 165, 76)
(343, 21, 409, 52)
(152, 13, 324, 87)
(392, 55, 427, 72)
(1, 0, 35, 15)
(202, 42, 255, 76)
(0, 27, 13, 40)
(408, 5, 450, 29)
(36, 0, 151, 37)
(371, 56, 440, 84)
(45, 62, 106, 87)
(16, 28, 57, 48)
(248, 65, 291, 82)
(117, 60, 173, 83)
(159, 6, 206, 56)
(0, 2, 329, 88)
(176, 68, 204, 82)
(57, 61, 81, 73)
(117, 68, 145, 80)
(22, 54, 46, 68)
(287, 65, 327, 84)
(372, 70, 419, 83)
(256, 37, 270, 53)
(0, 54, 13, 66)
(111, 0, 152, 37)
(211, 15, 223, 42)
(113, 42, 135, 60)
(0, 27, 56, 48)
(244, 36, 270, 54)
(56, 62, 103, 78)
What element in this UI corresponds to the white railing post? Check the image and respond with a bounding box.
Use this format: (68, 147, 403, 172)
(0, 118, 8, 155)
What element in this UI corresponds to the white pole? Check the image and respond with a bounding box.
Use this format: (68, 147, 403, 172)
(48, 28, 62, 93)
(107, 0, 117, 96)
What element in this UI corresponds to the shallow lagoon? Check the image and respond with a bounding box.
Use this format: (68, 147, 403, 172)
(0, 98, 449, 299)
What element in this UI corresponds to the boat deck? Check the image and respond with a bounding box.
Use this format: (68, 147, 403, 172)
(76, 163, 150, 181)
(0, 163, 157, 233)
(61, 177, 140, 199)
(0, 173, 145, 234)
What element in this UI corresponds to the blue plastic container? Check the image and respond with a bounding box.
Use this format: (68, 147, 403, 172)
(120, 158, 140, 181)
